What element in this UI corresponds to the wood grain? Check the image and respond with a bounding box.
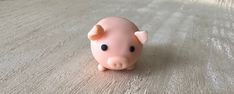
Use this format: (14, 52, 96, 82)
(0, 0, 234, 93)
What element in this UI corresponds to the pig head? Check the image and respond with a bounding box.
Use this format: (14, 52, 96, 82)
(88, 17, 147, 71)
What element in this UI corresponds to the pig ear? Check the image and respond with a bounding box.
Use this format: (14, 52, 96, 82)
(88, 25, 105, 41)
(135, 31, 148, 44)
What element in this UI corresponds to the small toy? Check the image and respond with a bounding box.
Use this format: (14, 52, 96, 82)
(88, 17, 148, 71)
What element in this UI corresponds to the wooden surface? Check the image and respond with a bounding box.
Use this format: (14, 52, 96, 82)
(0, 0, 234, 93)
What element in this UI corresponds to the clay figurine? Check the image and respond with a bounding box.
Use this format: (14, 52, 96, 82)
(88, 17, 148, 71)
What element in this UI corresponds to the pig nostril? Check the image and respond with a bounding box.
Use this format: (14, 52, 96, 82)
(113, 63, 117, 67)
(119, 63, 122, 67)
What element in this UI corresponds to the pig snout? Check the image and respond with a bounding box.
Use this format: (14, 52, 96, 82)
(107, 57, 128, 70)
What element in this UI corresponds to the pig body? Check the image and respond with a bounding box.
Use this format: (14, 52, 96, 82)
(88, 17, 147, 71)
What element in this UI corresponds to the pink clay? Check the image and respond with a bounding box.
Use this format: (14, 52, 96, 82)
(88, 17, 148, 71)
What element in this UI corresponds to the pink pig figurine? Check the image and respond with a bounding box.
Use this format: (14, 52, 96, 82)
(88, 17, 148, 71)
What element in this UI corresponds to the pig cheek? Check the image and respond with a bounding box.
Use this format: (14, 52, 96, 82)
(90, 42, 108, 65)
(127, 45, 142, 66)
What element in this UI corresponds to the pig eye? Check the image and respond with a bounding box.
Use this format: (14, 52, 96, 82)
(101, 44, 108, 51)
(129, 46, 135, 52)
